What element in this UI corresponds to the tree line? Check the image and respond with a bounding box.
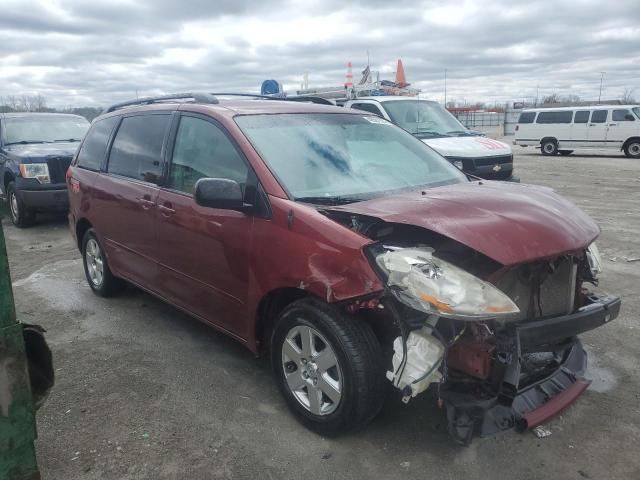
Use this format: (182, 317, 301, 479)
(0, 95, 103, 121)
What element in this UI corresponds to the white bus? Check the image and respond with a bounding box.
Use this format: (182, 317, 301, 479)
(513, 105, 640, 158)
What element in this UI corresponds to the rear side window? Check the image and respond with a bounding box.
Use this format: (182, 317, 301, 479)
(168, 116, 248, 194)
(612, 109, 635, 121)
(107, 114, 170, 183)
(351, 103, 384, 116)
(518, 112, 536, 124)
(76, 116, 119, 170)
(574, 111, 590, 123)
(591, 110, 608, 123)
(536, 111, 573, 124)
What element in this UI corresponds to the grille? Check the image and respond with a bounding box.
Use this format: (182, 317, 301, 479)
(473, 154, 513, 167)
(493, 257, 578, 322)
(46, 156, 73, 184)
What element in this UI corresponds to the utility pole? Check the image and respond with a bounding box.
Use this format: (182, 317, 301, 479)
(444, 69, 447, 107)
(598, 72, 605, 103)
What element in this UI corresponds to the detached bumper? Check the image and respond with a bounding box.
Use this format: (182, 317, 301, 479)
(442, 293, 621, 444)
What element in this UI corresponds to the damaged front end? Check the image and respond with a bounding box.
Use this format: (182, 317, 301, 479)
(337, 211, 621, 445)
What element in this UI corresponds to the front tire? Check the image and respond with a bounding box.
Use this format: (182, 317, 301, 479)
(6, 182, 35, 228)
(82, 229, 124, 297)
(271, 298, 385, 436)
(541, 139, 559, 156)
(624, 140, 640, 159)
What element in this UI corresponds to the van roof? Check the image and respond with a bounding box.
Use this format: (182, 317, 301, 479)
(349, 96, 437, 104)
(522, 104, 639, 112)
(96, 98, 360, 122)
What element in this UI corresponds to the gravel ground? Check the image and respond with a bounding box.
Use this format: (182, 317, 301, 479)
(2, 146, 639, 479)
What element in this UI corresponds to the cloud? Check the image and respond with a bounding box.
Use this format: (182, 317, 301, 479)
(0, 0, 638, 107)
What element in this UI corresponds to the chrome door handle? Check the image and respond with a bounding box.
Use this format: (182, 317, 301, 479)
(137, 198, 155, 210)
(158, 204, 175, 216)
(608, 123, 618, 126)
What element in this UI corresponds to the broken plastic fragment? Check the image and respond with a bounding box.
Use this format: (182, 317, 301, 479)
(386, 326, 444, 401)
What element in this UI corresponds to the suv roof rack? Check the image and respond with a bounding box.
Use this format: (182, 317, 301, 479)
(104, 92, 219, 113)
(210, 93, 335, 105)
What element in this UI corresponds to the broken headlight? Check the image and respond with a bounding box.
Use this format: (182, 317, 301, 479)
(586, 242, 602, 278)
(373, 247, 519, 321)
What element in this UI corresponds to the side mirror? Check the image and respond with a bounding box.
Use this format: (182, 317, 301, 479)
(194, 178, 248, 212)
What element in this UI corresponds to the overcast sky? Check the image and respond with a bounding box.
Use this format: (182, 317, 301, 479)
(1, 0, 638, 108)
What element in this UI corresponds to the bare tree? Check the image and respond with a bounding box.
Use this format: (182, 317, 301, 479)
(621, 88, 636, 104)
(542, 93, 560, 104)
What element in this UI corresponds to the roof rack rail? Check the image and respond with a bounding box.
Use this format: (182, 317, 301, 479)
(209, 92, 275, 99)
(210, 92, 335, 106)
(104, 92, 219, 113)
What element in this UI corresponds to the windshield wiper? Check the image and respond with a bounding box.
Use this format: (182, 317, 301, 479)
(446, 130, 473, 136)
(295, 195, 364, 206)
(53, 138, 82, 142)
(413, 130, 445, 138)
(4, 140, 51, 146)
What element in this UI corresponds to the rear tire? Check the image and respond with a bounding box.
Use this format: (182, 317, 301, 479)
(6, 182, 35, 228)
(559, 150, 573, 156)
(82, 229, 124, 297)
(541, 139, 559, 156)
(623, 140, 640, 159)
(271, 298, 385, 436)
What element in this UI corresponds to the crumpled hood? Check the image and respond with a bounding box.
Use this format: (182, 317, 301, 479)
(328, 181, 599, 266)
(5, 142, 79, 163)
(422, 136, 511, 158)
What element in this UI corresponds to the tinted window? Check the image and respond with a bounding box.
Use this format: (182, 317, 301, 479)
(574, 111, 590, 123)
(518, 112, 536, 124)
(169, 116, 248, 194)
(76, 116, 119, 170)
(536, 111, 573, 124)
(612, 109, 635, 121)
(352, 103, 384, 116)
(107, 114, 170, 183)
(591, 110, 608, 123)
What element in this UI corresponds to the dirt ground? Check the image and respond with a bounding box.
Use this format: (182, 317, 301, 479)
(3, 146, 639, 479)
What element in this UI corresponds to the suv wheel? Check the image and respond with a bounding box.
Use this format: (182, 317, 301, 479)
(624, 140, 640, 159)
(271, 298, 385, 436)
(82, 229, 124, 297)
(6, 182, 35, 228)
(541, 139, 559, 156)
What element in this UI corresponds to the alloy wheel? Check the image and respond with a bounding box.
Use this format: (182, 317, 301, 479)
(281, 324, 343, 416)
(85, 238, 104, 287)
(9, 191, 19, 221)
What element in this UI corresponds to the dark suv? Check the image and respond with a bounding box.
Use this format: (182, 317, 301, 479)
(0, 113, 89, 226)
(67, 93, 619, 444)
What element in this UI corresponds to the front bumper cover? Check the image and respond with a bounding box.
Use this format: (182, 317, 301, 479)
(441, 293, 621, 444)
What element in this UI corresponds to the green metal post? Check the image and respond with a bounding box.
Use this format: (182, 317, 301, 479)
(0, 218, 40, 480)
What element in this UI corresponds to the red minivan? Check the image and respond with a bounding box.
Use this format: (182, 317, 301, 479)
(67, 93, 620, 444)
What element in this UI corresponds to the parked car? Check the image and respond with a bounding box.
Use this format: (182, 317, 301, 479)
(67, 93, 620, 444)
(0, 113, 90, 227)
(344, 96, 517, 181)
(513, 105, 640, 157)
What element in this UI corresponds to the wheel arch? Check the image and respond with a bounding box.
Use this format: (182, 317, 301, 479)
(622, 136, 640, 151)
(255, 287, 310, 354)
(3, 171, 14, 191)
(75, 218, 93, 251)
(540, 136, 558, 146)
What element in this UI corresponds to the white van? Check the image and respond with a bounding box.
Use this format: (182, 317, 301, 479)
(344, 97, 516, 181)
(514, 105, 640, 158)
